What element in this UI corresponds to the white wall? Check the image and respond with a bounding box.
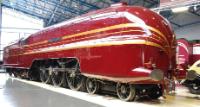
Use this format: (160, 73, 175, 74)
(1, 8, 44, 60)
(1, 8, 43, 48)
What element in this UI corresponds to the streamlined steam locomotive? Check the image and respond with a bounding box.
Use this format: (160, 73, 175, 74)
(3, 3, 176, 101)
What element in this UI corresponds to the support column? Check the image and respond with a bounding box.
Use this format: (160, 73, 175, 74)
(0, 4, 2, 61)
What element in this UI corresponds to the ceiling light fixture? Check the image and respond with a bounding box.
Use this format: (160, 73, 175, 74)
(172, 6, 189, 13)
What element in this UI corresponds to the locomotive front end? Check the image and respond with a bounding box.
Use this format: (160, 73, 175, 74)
(106, 6, 177, 100)
(125, 6, 177, 84)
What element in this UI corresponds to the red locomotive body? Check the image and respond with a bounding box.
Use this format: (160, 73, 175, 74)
(3, 3, 176, 101)
(193, 43, 200, 63)
(177, 38, 193, 79)
(177, 38, 200, 79)
(177, 38, 200, 94)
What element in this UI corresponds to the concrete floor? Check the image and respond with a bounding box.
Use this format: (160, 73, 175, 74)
(1, 73, 200, 107)
(0, 73, 102, 107)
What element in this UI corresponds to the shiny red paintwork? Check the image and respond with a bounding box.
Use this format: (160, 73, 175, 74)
(177, 38, 200, 79)
(192, 43, 200, 64)
(3, 4, 176, 83)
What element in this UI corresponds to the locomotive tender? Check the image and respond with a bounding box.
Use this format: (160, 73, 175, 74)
(3, 3, 176, 101)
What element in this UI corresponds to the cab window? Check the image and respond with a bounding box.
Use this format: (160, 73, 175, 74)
(21, 39, 27, 45)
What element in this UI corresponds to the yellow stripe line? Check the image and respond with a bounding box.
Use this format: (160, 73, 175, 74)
(61, 23, 137, 40)
(25, 29, 145, 50)
(23, 40, 167, 55)
(147, 26, 169, 46)
(148, 36, 166, 46)
(24, 40, 48, 47)
(24, 23, 169, 48)
(11, 29, 169, 56)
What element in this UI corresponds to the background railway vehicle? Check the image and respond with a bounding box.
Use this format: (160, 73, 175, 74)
(3, 3, 176, 101)
(177, 39, 200, 94)
(176, 38, 193, 80)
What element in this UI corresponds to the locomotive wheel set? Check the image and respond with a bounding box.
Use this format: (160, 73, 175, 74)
(3, 4, 177, 101)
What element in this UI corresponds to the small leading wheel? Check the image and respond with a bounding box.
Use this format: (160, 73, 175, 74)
(86, 78, 99, 94)
(39, 67, 51, 84)
(8, 72, 12, 77)
(51, 69, 65, 87)
(66, 68, 84, 91)
(116, 83, 136, 101)
(189, 83, 200, 94)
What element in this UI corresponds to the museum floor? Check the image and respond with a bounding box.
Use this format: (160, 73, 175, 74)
(0, 73, 200, 107)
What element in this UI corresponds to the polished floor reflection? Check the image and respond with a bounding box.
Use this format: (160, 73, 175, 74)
(1, 73, 200, 107)
(0, 73, 102, 107)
